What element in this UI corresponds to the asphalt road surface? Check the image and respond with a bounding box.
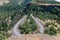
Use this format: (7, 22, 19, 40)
(12, 15, 27, 36)
(31, 14, 44, 34)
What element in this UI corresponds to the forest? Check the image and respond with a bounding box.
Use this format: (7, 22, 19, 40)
(0, 0, 60, 40)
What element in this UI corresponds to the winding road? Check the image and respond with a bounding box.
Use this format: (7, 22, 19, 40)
(10, 14, 44, 36)
(30, 14, 44, 34)
(12, 15, 27, 36)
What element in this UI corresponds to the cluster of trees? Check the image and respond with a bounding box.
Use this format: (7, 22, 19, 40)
(24, 3, 60, 35)
(19, 16, 38, 34)
(0, 16, 10, 40)
(45, 22, 57, 27)
(57, 27, 60, 33)
(0, 1, 60, 39)
(25, 3, 60, 23)
(45, 22, 60, 35)
(45, 26, 57, 35)
(0, 0, 32, 39)
(0, 3, 25, 39)
(45, 22, 57, 35)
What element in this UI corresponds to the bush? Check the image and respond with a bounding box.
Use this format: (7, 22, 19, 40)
(45, 27, 57, 35)
(57, 27, 60, 33)
(45, 22, 55, 27)
(0, 34, 6, 40)
(19, 16, 38, 34)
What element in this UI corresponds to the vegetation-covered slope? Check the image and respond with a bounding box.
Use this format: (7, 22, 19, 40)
(19, 16, 38, 34)
(0, 0, 60, 40)
(24, 3, 60, 35)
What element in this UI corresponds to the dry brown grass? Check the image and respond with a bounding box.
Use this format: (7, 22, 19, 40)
(7, 34, 60, 40)
(40, 19, 60, 28)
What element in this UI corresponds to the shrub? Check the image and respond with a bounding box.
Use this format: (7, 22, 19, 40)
(57, 27, 60, 33)
(45, 27, 57, 35)
(19, 16, 38, 34)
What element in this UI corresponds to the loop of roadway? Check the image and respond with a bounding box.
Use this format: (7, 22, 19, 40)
(12, 15, 27, 36)
(11, 14, 44, 36)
